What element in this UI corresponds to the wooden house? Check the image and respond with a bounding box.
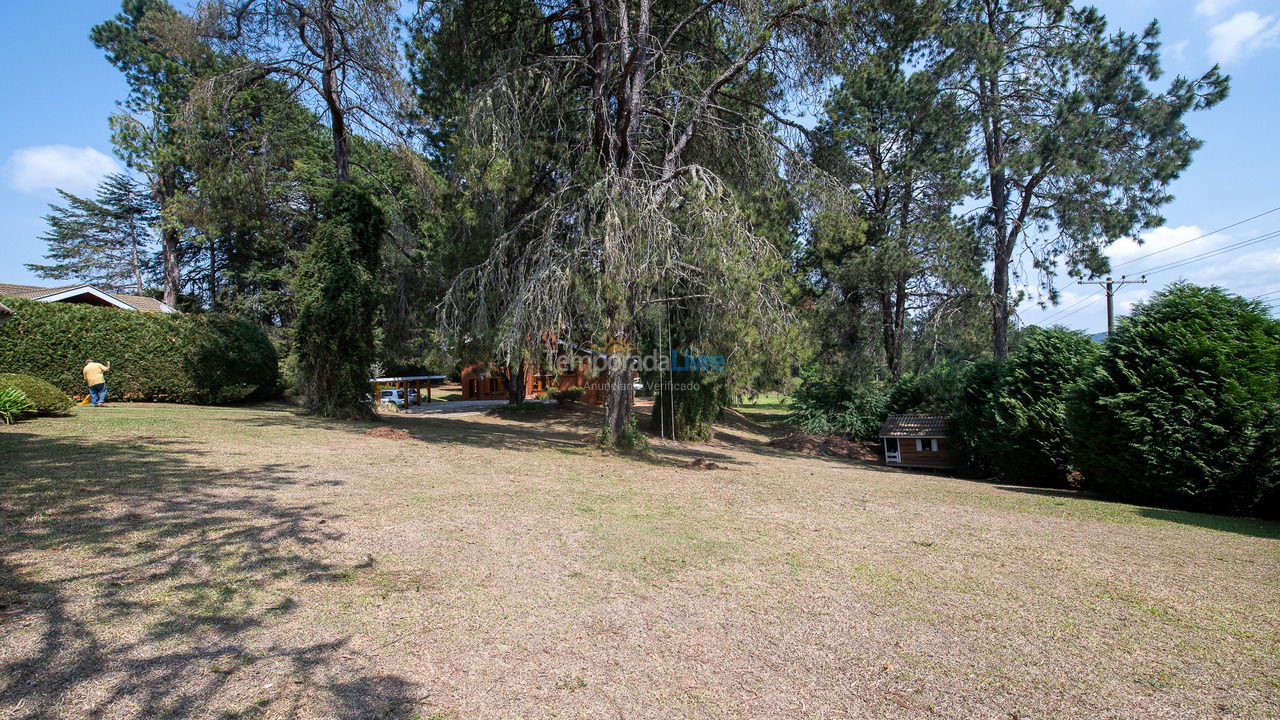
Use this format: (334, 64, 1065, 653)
(879, 414, 954, 470)
(460, 343, 629, 406)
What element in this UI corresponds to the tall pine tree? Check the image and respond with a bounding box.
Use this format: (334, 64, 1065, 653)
(939, 0, 1228, 357)
(26, 173, 158, 295)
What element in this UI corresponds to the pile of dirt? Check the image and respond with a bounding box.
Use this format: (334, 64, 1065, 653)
(683, 457, 726, 470)
(364, 427, 413, 441)
(767, 432, 880, 461)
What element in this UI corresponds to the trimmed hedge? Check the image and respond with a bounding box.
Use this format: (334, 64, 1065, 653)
(0, 297, 279, 404)
(0, 373, 72, 415)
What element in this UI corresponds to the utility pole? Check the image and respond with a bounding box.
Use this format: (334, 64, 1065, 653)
(1078, 275, 1147, 335)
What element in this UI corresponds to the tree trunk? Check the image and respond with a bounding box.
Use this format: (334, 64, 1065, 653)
(161, 225, 180, 308)
(320, 1, 349, 182)
(992, 243, 1011, 358)
(207, 242, 218, 311)
(603, 330, 633, 441)
(153, 175, 181, 308)
(880, 290, 898, 379)
(989, 167, 1011, 358)
(504, 362, 527, 405)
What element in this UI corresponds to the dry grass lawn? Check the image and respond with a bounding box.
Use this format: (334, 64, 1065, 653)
(1, 403, 1278, 720)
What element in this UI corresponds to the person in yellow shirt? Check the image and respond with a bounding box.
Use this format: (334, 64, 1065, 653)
(83, 359, 111, 407)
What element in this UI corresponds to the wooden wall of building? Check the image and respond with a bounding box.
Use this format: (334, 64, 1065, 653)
(890, 437, 955, 469)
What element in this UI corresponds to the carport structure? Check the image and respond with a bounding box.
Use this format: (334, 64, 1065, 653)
(370, 375, 447, 405)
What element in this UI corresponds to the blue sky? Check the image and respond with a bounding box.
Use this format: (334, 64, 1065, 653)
(1, 0, 1277, 333)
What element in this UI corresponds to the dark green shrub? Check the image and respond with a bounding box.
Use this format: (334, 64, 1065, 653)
(649, 372, 731, 441)
(0, 387, 33, 424)
(603, 415, 652, 456)
(1068, 283, 1280, 517)
(788, 365, 888, 439)
(549, 386, 585, 404)
(0, 298, 278, 404)
(0, 373, 72, 415)
(294, 184, 384, 419)
(948, 358, 1004, 476)
(985, 327, 1100, 487)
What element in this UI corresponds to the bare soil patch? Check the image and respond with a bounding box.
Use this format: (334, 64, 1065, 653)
(768, 430, 882, 461)
(363, 426, 413, 440)
(682, 457, 727, 470)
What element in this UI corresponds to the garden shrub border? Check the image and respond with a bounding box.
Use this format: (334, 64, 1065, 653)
(0, 297, 279, 404)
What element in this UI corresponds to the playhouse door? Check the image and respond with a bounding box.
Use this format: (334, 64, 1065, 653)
(884, 438, 901, 463)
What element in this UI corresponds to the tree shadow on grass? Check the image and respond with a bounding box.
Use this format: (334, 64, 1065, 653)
(993, 484, 1280, 539)
(0, 431, 425, 720)
(229, 402, 906, 475)
(1134, 507, 1280, 540)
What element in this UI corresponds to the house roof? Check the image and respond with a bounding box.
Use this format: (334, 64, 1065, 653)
(0, 283, 176, 313)
(880, 414, 950, 438)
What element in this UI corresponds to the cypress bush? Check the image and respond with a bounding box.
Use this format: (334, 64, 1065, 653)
(1068, 283, 1280, 517)
(0, 298, 278, 404)
(0, 373, 72, 415)
(984, 327, 1100, 487)
(294, 184, 384, 418)
(887, 361, 966, 415)
(948, 358, 1004, 476)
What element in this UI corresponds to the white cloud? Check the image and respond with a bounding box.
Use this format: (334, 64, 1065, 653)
(3, 145, 119, 196)
(1196, 0, 1239, 17)
(1167, 40, 1189, 62)
(1207, 11, 1280, 64)
(1105, 225, 1207, 269)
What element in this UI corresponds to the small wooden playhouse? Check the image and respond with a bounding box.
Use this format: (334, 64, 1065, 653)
(879, 414, 954, 470)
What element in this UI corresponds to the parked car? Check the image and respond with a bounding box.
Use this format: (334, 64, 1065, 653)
(379, 388, 418, 406)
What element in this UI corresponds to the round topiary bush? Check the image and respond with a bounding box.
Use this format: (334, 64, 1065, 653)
(0, 373, 72, 416)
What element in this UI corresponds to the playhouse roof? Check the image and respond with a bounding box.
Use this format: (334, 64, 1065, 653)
(880, 414, 950, 439)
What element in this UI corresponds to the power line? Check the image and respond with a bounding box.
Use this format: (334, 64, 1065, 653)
(1039, 287, 1104, 325)
(1131, 228, 1280, 277)
(1112, 205, 1280, 269)
(1031, 207, 1280, 330)
(1049, 297, 1105, 325)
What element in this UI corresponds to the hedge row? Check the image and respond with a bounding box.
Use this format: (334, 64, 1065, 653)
(0, 298, 279, 404)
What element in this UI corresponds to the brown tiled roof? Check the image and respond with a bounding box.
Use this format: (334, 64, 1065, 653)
(107, 292, 171, 313)
(0, 282, 175, 313)
(880, 414, 950, 438)
(0, 282, 74, 298)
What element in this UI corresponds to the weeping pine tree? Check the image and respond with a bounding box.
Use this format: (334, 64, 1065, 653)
(427, 0, 852, 445)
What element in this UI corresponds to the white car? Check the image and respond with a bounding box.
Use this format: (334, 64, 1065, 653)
(379, 388, 418, 406)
